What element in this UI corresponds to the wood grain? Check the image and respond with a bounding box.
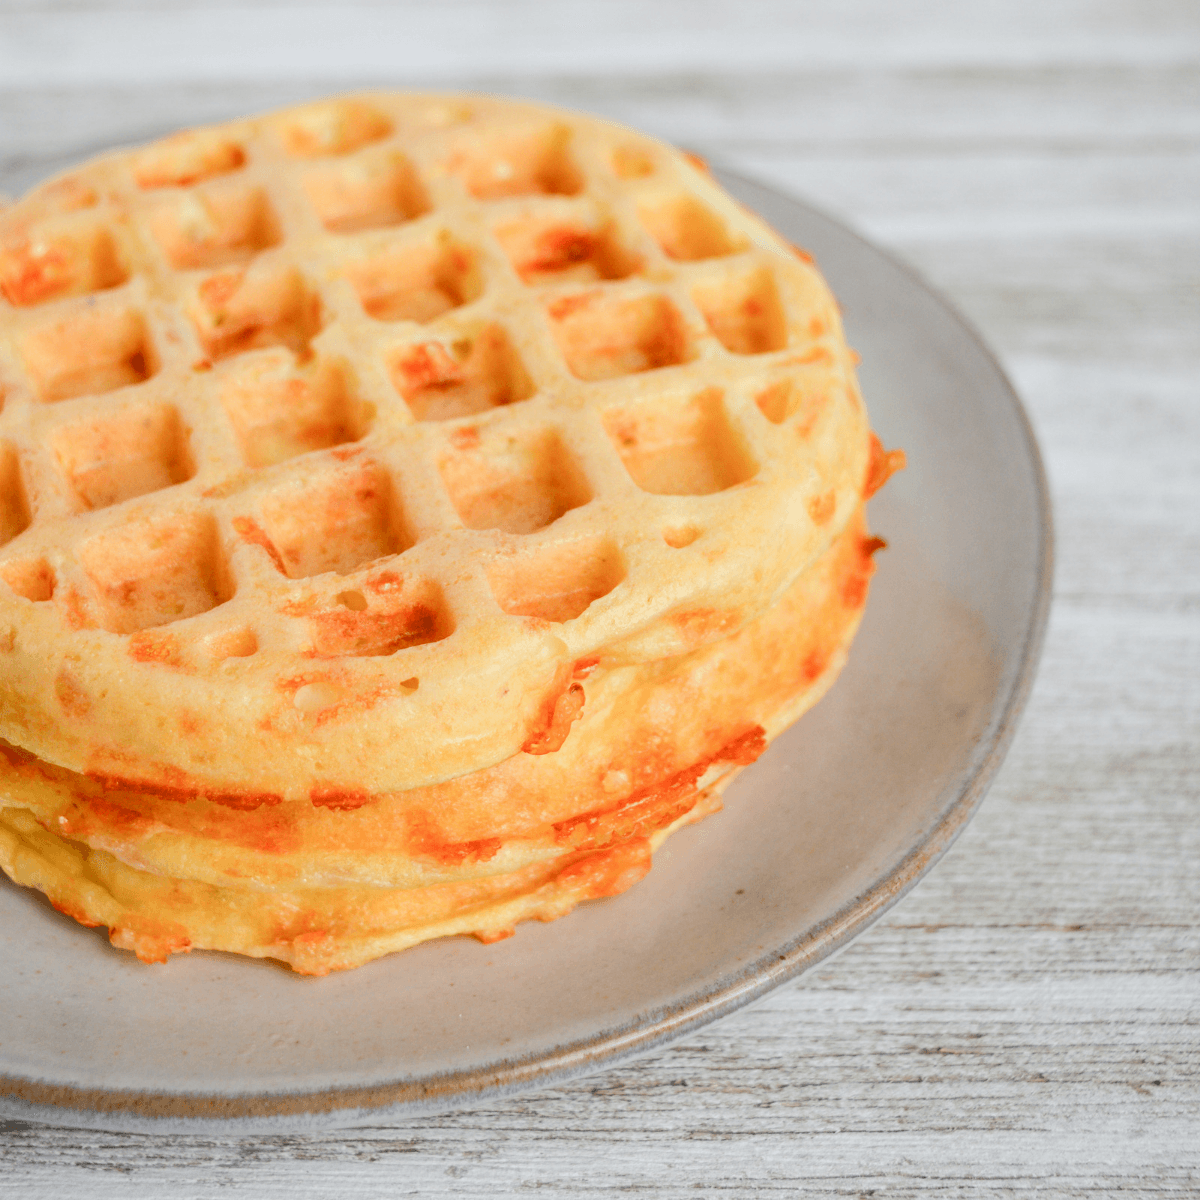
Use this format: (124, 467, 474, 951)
(1, 0, 1197, 1193)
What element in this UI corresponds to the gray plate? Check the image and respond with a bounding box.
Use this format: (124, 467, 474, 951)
(0, 165, 1052, 1133)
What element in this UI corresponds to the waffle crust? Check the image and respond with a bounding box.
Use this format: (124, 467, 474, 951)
(0, 94, 870, 803)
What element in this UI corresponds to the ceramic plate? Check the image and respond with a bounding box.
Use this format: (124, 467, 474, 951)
(0, 159, 1052, 1133)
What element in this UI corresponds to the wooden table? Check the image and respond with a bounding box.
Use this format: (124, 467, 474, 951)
(1, 2, 1197, 1193)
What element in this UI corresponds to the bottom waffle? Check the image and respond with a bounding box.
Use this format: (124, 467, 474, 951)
(0, 506, 882, 975)
(0, 793, 724, 975)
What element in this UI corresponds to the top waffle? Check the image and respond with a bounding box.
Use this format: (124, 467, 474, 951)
(0, 94, 869, 803)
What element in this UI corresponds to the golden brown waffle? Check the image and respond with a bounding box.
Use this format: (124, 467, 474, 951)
(0, 502, 881, 973)
(0, 795, 717, 974)
(0, 504, 876, 887)
(0, 94, 869, 803)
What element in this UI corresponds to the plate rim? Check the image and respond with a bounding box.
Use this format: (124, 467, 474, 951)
(0, 166, 1054, 1132)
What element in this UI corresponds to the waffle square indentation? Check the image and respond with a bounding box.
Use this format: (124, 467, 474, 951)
(133, 131, 246, 189)
(389, 325, 533, 421)
(754, 375, 830, 433)
(304, 151, 428, 233)
(488, 536, 624, 622)
(192, 265, 322, 361)
(78, 510, 232, 633)
(0, 444, 31, 545)
(22, 306, 156, 403)
(603, 388, 757, 495)
(548, 292, 690, 381)
(273, 100, 393, 158)
(0, 221, 128, 307)
(305, 572, 451, 658)
(637, 194, 743, 262)
(694, 267, 787, 355)
(495, 215, 639, 285)
(220, 353, 372, 469)
(344, 236, 479, 323)
(0, 558, 55, 602)
(439, 426, 590, 534)
(148, 185, 280, 270)
(445, 124, 581, 200)
(251, 460, 412, 579)
(52, 402, 193, 511)
(611, 146, 656, 179)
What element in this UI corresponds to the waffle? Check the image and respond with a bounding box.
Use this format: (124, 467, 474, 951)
(0, 797, 716, 974)
(0, 93, 871, 804)
(0, 503, 881, 972)
(0, 93, 903, 973)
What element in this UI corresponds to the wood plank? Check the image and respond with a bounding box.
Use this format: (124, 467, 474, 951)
(2, 0, 1198, 89)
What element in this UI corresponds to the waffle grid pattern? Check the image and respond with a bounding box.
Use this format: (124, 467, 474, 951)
(0, 95, 865, 791)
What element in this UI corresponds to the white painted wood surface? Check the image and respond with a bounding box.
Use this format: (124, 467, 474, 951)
(1, 1, 1197, 1194)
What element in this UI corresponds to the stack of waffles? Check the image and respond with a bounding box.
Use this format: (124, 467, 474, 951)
(0, 95, 902, 973)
